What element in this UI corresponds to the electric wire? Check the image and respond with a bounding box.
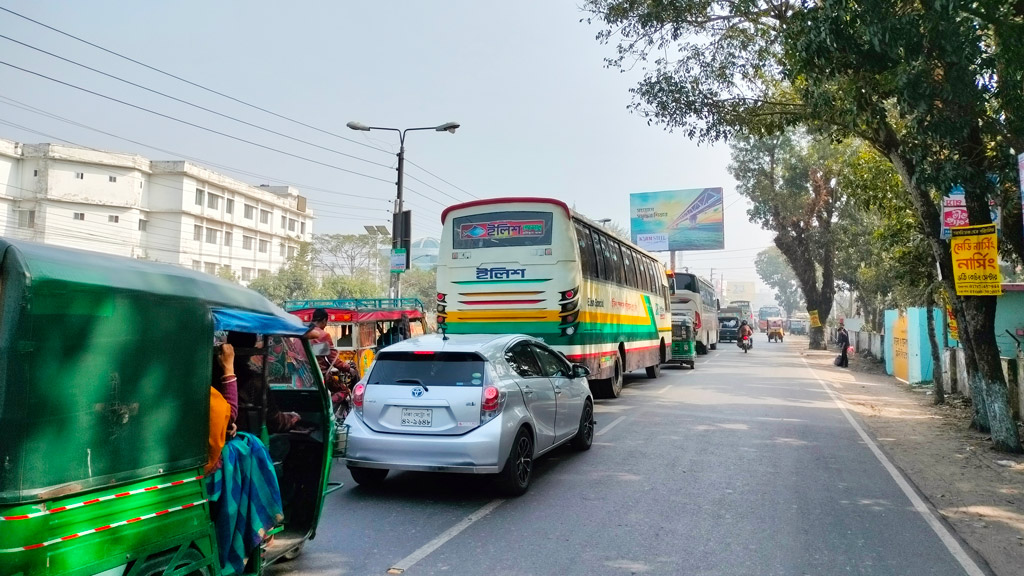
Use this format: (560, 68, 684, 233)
(0, 59, 401, 185)
(0, 5, 478, 202)
(0, 33, 396, 170)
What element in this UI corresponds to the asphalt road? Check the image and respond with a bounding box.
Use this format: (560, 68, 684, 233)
(268, 336, 991, 576)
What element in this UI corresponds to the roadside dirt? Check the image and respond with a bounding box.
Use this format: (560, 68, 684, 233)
(797, 341, 1024, 576)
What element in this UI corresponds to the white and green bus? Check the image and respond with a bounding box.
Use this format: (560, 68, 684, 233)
(668, 271, 720, 354)
(436, 197, 672, 398)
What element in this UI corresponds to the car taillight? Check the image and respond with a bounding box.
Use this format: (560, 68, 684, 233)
(352, 382, 366, 415)
(480, 385, 505, 423)
(695, 312, 703, 330)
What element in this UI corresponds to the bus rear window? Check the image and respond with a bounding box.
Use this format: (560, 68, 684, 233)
(452, 211, 553, 249)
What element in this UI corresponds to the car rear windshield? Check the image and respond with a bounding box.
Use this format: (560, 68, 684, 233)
(719, 317, 740, 329)
(368, 351, 487, 387)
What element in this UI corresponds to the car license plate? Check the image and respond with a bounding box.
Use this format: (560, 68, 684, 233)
(401, 408, 432, 427)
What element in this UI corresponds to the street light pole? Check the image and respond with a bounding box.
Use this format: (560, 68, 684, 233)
(347, 121, 459, 300)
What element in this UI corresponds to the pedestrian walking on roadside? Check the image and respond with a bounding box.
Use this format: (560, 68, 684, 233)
(836, 322, 850, 368)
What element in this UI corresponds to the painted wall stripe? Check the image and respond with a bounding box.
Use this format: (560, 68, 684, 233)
(0, 475, 202, 521)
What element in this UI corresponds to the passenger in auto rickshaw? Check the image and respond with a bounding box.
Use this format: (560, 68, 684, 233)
(206, 343, 284, 576)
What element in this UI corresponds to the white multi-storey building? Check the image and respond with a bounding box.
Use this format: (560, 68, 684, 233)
(0, 138, 313, 283)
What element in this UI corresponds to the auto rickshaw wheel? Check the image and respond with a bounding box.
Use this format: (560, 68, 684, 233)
(130, 547, 210, 576)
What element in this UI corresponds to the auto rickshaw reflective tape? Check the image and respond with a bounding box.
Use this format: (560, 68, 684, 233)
(0, 475, 203, 521)
(0, 499, 208, 553)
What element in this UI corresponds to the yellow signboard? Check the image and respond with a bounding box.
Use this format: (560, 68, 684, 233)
(946, 305, 959, 341)
(893, 314, 909, 382)
(951, 224, 1002, 296)
(808, 310, 821, 328)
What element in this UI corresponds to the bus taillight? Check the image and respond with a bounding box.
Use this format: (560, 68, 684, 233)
(694, 312, 703, 330)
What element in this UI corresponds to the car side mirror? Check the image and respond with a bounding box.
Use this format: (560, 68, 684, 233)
(571, 364, 591, 379)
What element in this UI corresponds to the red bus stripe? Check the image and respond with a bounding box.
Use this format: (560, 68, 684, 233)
(60, 534, 79, 541)
(2, 515, 29, 520)
(114, 492, 131, 498)
(23, 543, 45, 550)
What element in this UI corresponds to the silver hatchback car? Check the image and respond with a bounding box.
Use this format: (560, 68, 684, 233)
(342, 333, 595, 495)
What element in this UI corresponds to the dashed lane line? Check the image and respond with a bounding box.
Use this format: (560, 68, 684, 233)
(386, 499, 505, 574)
(595, 415, 627, 437)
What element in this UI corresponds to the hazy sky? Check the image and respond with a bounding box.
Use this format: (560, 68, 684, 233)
(0, 1, 775, 288)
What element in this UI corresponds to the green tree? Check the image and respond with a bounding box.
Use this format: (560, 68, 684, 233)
(246, 243, 320, 305)
(585, 0, 1021, 451)
(729, 132, 841, 349)
(754, 248, 803, 317)
(400, 268, 438, 308)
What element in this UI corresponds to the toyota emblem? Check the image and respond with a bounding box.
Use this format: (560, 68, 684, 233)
(411, 386, 425, 398)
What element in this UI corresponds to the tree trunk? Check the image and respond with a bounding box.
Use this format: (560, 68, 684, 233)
(962, 296, 1022, 452)
(926, 294, 945, 404)
(882, 144, 1019, 449)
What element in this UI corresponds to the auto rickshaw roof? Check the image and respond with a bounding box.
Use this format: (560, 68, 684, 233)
(0, 238, 305, 333)
(285, 298, 425, 324)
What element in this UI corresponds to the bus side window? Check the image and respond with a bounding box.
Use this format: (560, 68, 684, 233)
(621, 247, 637, 289)
(594, 232, 611, 282)
(575, 221, 599, 279)
(608, 240, 625, 286)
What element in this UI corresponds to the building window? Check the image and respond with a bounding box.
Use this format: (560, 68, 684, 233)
(258, 239, 269, 253)
(205, 228, 220, 244)
(207, 194, 220, 210)
(204, 262, 218, 275)
(301, 221, 306, 234)
(260, 209, 271, 225)
(243, 235, 255, 250)
(224, 231, 233, 246)
(109, 176, 117, 183)
(195, 188, 205, 205)
(138, 219, 148, 231)
(75, 172, 84, 180)
(244, 204, 255, 219)
(17, 210, 34, 229)
(225, 198, 234, 214)
(192, 260, 202, 271)
(258, 269, 270, 278)
(73, 212, 85, 221)
(193, 224, 203, 241)
(140, 181, 143, 189)
(32, 169, 38, 177)
(287, 245, 297, 259)
(241, 267, 254, 281)
(108, 215, 119, 223)
(280, 243, 286, 257)
(288, 218, 297, 232)
(281, 215, 287, 229)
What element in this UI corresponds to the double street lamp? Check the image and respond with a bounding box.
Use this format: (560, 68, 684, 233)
(346, 121, 460, 299)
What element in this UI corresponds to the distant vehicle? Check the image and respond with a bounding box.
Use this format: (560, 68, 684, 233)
(718, 314, 741, 342)
(788, 314, 810, 335)
(767, 318, 785, 342)
(728, 300, 755, 325)
(758, 305, 783, 332)
(343, 333, 595, 496)
(435, 197, 671, 400)
(669, 271, 720, 354)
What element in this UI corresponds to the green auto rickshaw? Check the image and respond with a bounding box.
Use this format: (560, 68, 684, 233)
(669, 316, 696, 369)
(0, 239, 339, 576)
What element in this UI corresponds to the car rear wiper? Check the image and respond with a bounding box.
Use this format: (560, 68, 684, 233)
(395, 378, 428, 391)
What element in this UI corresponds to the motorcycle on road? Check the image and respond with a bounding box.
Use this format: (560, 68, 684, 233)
(740, 335, 752, 353)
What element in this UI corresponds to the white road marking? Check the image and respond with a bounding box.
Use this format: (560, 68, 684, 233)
(387, 499, 504, 573)
(658, 384, 672, 394)
(595, 415, 627, 437)
(803, 359, 986, 576)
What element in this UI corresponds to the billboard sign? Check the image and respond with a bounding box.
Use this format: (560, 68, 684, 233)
(941, 195, 999, 240)
(630, 188, 725, 251)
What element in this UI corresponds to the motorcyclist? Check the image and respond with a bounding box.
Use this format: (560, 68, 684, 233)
(738, 320, 754, 348)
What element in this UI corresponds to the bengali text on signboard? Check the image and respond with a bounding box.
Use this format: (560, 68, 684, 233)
(950, 224, 1002, 296)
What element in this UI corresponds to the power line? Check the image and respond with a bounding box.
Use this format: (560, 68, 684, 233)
(0, 33, 397, 171)
(0, 95, 396, 206)
(0, 59, 400, 185)
(0, 5, 477, 202)
(0, 5, 391, 155)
